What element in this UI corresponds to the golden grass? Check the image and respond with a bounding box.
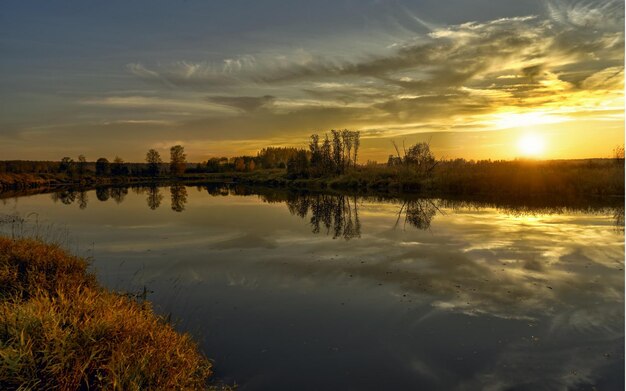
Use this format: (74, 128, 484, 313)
(0, 237, 215, 390)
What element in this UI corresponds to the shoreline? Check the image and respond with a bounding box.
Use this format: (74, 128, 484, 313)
(1, 161, 624, 201)
(0, 237, 233, 390)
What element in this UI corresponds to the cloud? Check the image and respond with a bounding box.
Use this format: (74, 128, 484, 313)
(205, 95, 276, 112)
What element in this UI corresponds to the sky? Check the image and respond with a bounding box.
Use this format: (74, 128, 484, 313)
(0, 0, 624, 162)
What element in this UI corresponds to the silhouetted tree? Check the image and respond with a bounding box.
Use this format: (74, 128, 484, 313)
(389, 141, 437, 177)
(287, 150, 309, 178)
(352, 131, 360, 168)
(614, 145, 624, 164)
(95, 158, 110, 176)
(146, 149, 163, 176)
(59, 157, 74, 174)
(77, 155, 87, 176)
(111, 156, 128, 176)
(170, 145, 186, 176)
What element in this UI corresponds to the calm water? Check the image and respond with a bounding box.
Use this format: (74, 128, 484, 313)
(1, 185, 624, 390)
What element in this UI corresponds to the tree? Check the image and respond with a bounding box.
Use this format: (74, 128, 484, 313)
(59, 157, 74, 174)
(331, 130, 344, 174)
(287, 150, 309, 178)
(352, 131, 360, 168)
(614, 145, 624, 164)
(95, 158, 110, 176)
(405, 142, 436, 176)
(170, 145, 186, 176)
(111, 156, 128, 176)
(146, 149, 163, 176)
(77, 155, 87, 176)
(390, 140, 437, 176)
(247, 160, 256, 171)
(234, 158, 245, 172)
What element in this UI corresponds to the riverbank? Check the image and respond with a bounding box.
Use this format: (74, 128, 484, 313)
(0, 237, 226, 390)
(1, 158, 624, 198)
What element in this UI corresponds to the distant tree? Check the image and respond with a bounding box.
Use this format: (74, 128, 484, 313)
(247, 160, 256, 171)
(341, 129, 353, 169)
(257, 147, 302, 169)
(614, 145, 625, 164)
(331, 130, 344, 174)
(234, 158, 246, 172)
(405, 142, 436, 176)
(111, 156, 128, 176)
(77, 155, 87, 176)
(287, 150, 310, 178)
(170, 145, 186, 176)
(59, 157, 74, 174)
(146, 149, 163, 176)
(321, 135, 333, 175)
(389, 140, 437, 177)
(352, 131, 360, 168)
(95, 158, 110, 176)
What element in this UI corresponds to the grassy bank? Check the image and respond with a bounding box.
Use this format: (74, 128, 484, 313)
(1, 159, 624, 199)
(227, 159, 625, 198)
(0, 237, 218, 390)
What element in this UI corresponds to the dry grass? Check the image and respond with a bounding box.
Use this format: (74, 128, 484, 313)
(0, 237, 216, 390)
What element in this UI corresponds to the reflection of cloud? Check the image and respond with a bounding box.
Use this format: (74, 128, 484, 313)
(211, 234, 277, 250)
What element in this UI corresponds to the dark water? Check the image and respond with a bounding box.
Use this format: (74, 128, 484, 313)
(1, 185, 624, 390)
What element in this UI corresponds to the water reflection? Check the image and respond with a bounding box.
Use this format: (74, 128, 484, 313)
(146, 186, 163, 210)
(170, 183, 188, 212)
(2, 184, 624, 390)
(285, 194, 361, 240)
(96, 187, 110, 202)
(45, 184, 625, 235)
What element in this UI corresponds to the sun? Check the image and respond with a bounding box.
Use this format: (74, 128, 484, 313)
(517, 134, 545, 157)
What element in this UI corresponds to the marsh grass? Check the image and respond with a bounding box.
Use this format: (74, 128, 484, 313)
(0, 237, 217, 390)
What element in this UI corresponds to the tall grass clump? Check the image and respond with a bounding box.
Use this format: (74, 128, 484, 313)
(0, 237, 214, 390)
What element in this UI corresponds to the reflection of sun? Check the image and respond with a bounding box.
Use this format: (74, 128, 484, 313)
(517, 134, 545, 156)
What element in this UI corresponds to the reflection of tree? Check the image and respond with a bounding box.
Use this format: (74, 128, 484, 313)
(614, 206, 625, 232)
(286, 194, 361, 240)
(146, 186, 163, 210)
(77, 191, 88, 210)
(109, 187, 128, 204)
(51, 190, 76, 205)
(96, 187, 110, 202)
(170, 184, 188, 212)
(395, 199, 438, 230)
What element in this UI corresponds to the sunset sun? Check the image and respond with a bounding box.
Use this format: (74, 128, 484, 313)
(517, 134, 546, 157)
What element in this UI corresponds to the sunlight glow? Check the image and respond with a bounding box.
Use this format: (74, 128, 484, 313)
(517, 134, 546, 156)
(493, 111, 566, 130)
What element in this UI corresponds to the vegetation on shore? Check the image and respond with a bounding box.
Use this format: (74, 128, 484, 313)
(0, 132, 623, 198)
(0, 237, 219, 390)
